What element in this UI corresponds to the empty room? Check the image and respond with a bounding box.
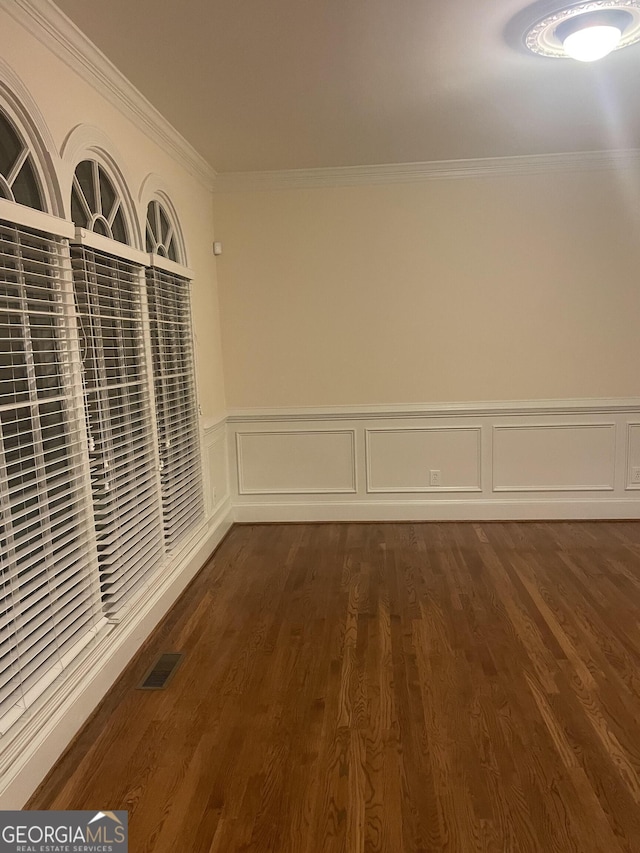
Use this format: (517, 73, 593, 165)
(1, 0, 640, 851)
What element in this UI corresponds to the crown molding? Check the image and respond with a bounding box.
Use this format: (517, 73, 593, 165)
(7, 3, 640, 196)
(4, 0, 217, 190)
(213, 148, 640, 193)
(227, 398, 640, 423)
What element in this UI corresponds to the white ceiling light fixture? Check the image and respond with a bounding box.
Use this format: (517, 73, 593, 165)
(559, 14, 626, 59)
(525, 0, 640, 60)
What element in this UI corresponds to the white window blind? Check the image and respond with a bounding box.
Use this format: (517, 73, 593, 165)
(71, 246, 164, 619)
(0, 221, 103, 733)
(146, 267, 203, 549)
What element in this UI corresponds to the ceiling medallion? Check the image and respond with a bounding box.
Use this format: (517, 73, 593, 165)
(525, 0, 640, 58)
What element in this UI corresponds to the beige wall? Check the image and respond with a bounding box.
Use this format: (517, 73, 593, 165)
(214, 169, 640, 409)
(0, 11, 226, 421)
(4, 5, 639, 415)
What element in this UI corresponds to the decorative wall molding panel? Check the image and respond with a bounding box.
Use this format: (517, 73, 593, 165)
(236, 429, 357, 495)
(5, 0, 216, 189)
(203, 421, 230, 515)
(228, 399, 640, 521)
(627, 423, 640, 490)
(213, 150, 640, 193)
(492, 423, 616, 492)
(365, 427, 482, 493)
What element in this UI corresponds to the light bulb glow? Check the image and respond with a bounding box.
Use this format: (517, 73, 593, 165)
(562, 24, 622, 60)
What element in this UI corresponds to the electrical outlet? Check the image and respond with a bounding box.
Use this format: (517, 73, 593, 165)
(632, 467, 640, 484)
(429, 469, 442, 487)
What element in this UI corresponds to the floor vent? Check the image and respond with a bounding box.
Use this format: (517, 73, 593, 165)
(137, 653, 183, 690)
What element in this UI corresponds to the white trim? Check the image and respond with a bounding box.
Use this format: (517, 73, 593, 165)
(364, 425, 483, 494)
(202, 415, 228, 434)
(0, 57, 64, 216)
(229, 402, 640, 517)
(213, 149, 640, 192)
(626, 423, 640, 491)
(227, 398, 640, 423)
(202, 422, 230, 517)
(492, 423, 617, 493)
(73, 227, 148, 265)
(0, 502, 233, 809)
(234, 499, 640, 522)
(148, 252, 194, 279)
(138, 175, 189, 267)
(235, 428, 358, 495)
(61, 124, 142, 249)
(0, 198, 74, 237)
(5, 0, 216, 190)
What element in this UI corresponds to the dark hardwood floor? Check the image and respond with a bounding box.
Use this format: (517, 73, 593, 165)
(29, 522, 640, 852)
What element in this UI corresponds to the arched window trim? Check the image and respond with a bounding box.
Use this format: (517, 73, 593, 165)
(145, 199, 177, 260)
(0, 60, 65, 219)
(0, 109, 43, 210)
(71, 158, 132, 248)
(61, 124, 142, 252)
(139, 174, 191, 276)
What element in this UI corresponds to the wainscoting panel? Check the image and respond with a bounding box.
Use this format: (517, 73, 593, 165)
(227, 400, 640, 520)
(627, 423, 640, 491)
(366, 427, 481, 493)
(202, 421, 230, 516)
(492, 424, 616, 492)
(236, 429, 357, 494)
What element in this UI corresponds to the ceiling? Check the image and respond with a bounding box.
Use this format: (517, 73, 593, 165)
(55, 0, 640, 173)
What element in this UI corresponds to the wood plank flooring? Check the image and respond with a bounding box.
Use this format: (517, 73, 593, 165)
(29, 521, 640, 852)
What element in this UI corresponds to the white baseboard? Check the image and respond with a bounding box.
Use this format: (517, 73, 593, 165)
(0, 500, 233, 809)
(234, 499, 640, 523)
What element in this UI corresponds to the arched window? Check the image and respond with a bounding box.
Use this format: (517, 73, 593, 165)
(0, 104, 104, 734)
(68, 158, 164, 617)
(70, 159, 129, 244)
(145, 199, 178, 261)
(0, 108, 44, 210)
(143, 194, 201, 547)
